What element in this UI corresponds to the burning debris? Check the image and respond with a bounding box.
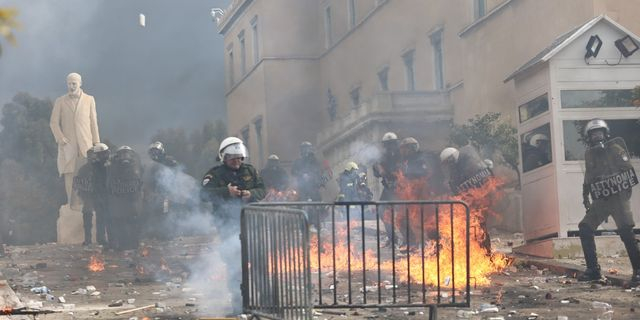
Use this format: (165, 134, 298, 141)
(88, 254, 105, 272)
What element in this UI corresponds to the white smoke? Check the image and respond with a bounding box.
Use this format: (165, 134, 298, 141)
(151, 163, 241, 316)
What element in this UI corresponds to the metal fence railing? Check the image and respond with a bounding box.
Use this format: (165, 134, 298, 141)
(241, 206, 312, 320)
(242, 200, 471, 320)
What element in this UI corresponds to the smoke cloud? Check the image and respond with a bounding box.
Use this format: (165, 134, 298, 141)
(0, 0, 229, 146)
(149, 162, 241, 315)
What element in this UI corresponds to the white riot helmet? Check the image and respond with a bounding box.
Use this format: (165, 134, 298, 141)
(584, 119, 610, 138)
(529, 134, 549, 147)
(345, 161, 359, 172)
(218, 137, 247, 161)
(400, 137, 419, 152)
(382, 132, 398, 142)
(93, 143, 109, 153)
(440, 147, 460, 163)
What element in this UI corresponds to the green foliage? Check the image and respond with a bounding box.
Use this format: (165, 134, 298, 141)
(150, 119, 227, 178)
(0, 93, 64, 244)
(449, 112, 519, 179)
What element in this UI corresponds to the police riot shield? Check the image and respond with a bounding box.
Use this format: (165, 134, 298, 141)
(587, 137, 638, 200)
(453, 166, 493, 194)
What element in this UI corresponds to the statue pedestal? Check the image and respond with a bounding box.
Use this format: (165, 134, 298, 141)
(57, 205, 96, 244)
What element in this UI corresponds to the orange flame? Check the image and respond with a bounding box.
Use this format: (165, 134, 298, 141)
(305, 171, 511, 289)
(263, 188, 299, 202)
(88, 255, 105, 272)
(1, 307, 13, 315)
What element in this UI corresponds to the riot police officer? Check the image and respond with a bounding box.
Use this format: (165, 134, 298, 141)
(291, 141, 325, 202)
(260, 154, 289, 191)
(148, 141, 178, 168)
(201, 137, 266, 223)
(337, 161, 368, 202)
(74, 143, 110, 246)
(373, 132, 402, 246)
(522, 133, 551, 171)
(143, 141, 180, 240)
(578, 119, 640, 284)
(200, 137, 265, 316)
(440, 145, 494, 252)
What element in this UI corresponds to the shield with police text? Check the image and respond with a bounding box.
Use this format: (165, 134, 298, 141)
(587, 137, 638, 200)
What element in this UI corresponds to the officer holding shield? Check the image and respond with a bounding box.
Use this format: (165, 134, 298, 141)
(579, 119, 640, 284)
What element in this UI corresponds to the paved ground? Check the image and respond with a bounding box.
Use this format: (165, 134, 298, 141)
(1, 230, 639, 319)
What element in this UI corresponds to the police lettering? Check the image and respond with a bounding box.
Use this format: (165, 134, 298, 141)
(456, 168, 492, 193)
(590, 168, 638, 200)
(109, 179, 142, 195)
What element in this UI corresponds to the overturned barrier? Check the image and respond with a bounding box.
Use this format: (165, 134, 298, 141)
(241, 200, 471, 320)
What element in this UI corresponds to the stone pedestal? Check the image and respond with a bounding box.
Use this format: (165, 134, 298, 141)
(57, 204, 96, 244)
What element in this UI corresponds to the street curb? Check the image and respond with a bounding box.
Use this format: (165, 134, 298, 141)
(510, 254, 630, 287)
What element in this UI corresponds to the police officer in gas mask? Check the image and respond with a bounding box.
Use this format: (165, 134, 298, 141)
(578, 119, 640, 284)
(74, 143, 110, 246)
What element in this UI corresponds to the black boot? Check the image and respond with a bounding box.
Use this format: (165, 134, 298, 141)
(619, 227, 640, 286)
(82, 209, 93, 246)
(578, 223, 602, 281)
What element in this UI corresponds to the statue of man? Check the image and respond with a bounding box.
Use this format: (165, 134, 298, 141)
(50, 73, 101, 206)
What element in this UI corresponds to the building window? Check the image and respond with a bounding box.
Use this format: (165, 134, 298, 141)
(227, 45, 234, 86)
(430, 29, 444, 90)
(251, 16, 259, 65)
(403, 50, 415, 91)
(377, 66, 389, 91)
(238, 30, 246, 76)
(348, 0, 356, 28)
(327, 89, 337, 121)
(350, 87, 361, 109)
(254, 117, 264, 167)
(561, 89, 635, 109)
(241, 127, 250, 158)
(519, 93, 549, 123)
(521, 123, 552, 173)
(324, 6, 332, 48)
(474, 0, 486, 19)
(563, 119, 640, 161)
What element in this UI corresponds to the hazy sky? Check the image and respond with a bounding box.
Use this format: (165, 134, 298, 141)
(0, 0, 230, 146)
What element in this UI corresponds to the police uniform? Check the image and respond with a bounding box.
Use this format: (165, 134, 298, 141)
(445, 145, 493, 252)
(202, 163, 266, 224)
(74, 156, 109, 246)
(291, 156, 324, 201)
(580, 141, 634, 229)
(448, 145, 489, 194)
(260, 165, 289, 191)
(579, 138, 640, 281)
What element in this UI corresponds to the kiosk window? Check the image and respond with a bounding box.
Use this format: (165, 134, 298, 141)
(521, 123, 552, 173)
(519, 93, 549, 123)
(561, 89, 634, 109)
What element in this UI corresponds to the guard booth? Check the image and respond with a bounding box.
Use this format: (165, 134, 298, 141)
(505, 15, 640, 257)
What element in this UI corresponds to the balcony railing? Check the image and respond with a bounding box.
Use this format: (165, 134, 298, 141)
(318, 90, 452, 146)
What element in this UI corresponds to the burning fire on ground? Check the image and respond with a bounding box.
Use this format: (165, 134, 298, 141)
(307, 171, 511, 289)
(264, 188, 298, 202)
(88, 254, 105, 272)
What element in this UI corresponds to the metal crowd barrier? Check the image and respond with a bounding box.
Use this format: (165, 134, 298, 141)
(241, 206, 312, 320)
(241, 200, 471, 320)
